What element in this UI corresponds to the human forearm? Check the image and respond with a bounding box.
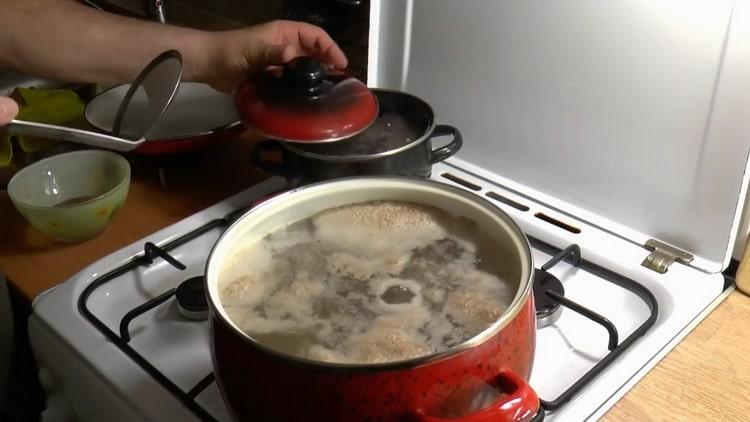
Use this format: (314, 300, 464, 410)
(0, 1, 347, 124)
(0, 0, 216, 84)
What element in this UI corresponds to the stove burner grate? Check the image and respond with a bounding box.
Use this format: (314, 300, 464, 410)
(78, 219, 227, 422)
(76, 193, 286, 422)
(534, 245, 580, 328)
(530, 239, 658, 413)
(75, 209, 659, 422)
(534, 245, 621, 348)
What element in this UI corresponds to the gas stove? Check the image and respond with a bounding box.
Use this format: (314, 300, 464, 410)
(28, 3, 750, 419)
(27, 161, 729, 422)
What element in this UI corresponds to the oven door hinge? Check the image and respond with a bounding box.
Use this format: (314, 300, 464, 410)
(641, 239, 694, 274)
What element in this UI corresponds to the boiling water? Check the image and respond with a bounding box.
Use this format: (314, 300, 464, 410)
(337, 112, 417, 155)
(218, 201, 516, 364)
(294, 112, 420, 156)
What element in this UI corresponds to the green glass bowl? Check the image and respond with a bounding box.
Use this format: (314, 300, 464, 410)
(7, 150, 130, 242)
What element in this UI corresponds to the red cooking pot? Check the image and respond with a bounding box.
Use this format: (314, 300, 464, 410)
(205, 177, 539, 422)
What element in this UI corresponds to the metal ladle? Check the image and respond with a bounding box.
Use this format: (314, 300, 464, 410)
(1, 49, 183, 152)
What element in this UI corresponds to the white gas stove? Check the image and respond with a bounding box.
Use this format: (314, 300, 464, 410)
(27, 162, 730, 422)
(27, 1, 750, 421)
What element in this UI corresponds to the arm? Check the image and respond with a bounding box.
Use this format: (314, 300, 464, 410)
(0, 0, 348, 123)
(0, 0, 214, 85)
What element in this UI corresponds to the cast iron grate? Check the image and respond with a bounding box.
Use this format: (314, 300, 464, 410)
(531, 240, 659, 413)
(78, 218, 228, 422)
(77, 214, 658, 421)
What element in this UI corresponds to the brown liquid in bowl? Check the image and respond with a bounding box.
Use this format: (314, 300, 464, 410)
(55, 194, 99, 207)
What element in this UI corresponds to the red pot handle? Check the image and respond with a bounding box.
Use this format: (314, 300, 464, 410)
(413, 369, 541, 422)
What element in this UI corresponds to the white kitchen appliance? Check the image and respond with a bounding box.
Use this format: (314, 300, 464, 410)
(27, 1, 749, 421)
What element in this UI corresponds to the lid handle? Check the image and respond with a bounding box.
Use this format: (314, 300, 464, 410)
(282, 57, 330, 98)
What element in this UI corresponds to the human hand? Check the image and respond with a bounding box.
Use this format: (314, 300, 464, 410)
(0, 96, 19, 125)
(196, 20, 349, 93)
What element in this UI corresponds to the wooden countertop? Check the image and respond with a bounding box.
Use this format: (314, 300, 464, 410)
(1, 135, 749, 420)
(0, 134, 269, 300)
(604, 290, 750, 421)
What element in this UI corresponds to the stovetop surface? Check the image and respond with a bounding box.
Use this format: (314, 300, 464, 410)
(83, 215, 652, 421)
(29, 163, 728, 422)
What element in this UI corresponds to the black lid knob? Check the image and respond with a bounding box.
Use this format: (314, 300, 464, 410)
(282, 57, 330, 98)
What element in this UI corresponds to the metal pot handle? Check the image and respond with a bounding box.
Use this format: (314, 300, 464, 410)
(412, 369, 541, 422)
(251, 140, 286, 176)
(429, 125, 463, 164)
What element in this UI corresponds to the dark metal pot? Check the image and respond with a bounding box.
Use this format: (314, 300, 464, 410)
(251, 89, 463, 187)
(205, 177, 539, 422)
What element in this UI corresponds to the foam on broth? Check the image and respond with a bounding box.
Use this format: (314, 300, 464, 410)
(218, 200, 516, 364)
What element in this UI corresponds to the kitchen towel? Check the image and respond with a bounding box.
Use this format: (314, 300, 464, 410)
(0, 88, 85, 168)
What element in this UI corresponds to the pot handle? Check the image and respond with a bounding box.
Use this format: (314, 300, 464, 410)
(413, 369, 541, 422)
(251, 140, 286, 176)
(429, 125, 463, 164)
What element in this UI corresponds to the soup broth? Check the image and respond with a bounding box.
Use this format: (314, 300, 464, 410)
(218, 200, 516, 364)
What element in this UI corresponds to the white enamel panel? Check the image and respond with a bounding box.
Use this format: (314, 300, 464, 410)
(431, 163, 725, 420)
(369, 0, 750, 272)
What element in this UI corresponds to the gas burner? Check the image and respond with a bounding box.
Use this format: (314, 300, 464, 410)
(176, 276, 208, 321)
(534, 269, 565, 328)
(533, 244, 581, 329)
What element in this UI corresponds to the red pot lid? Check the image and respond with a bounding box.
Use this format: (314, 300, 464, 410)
(235, 57, 378, 143)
